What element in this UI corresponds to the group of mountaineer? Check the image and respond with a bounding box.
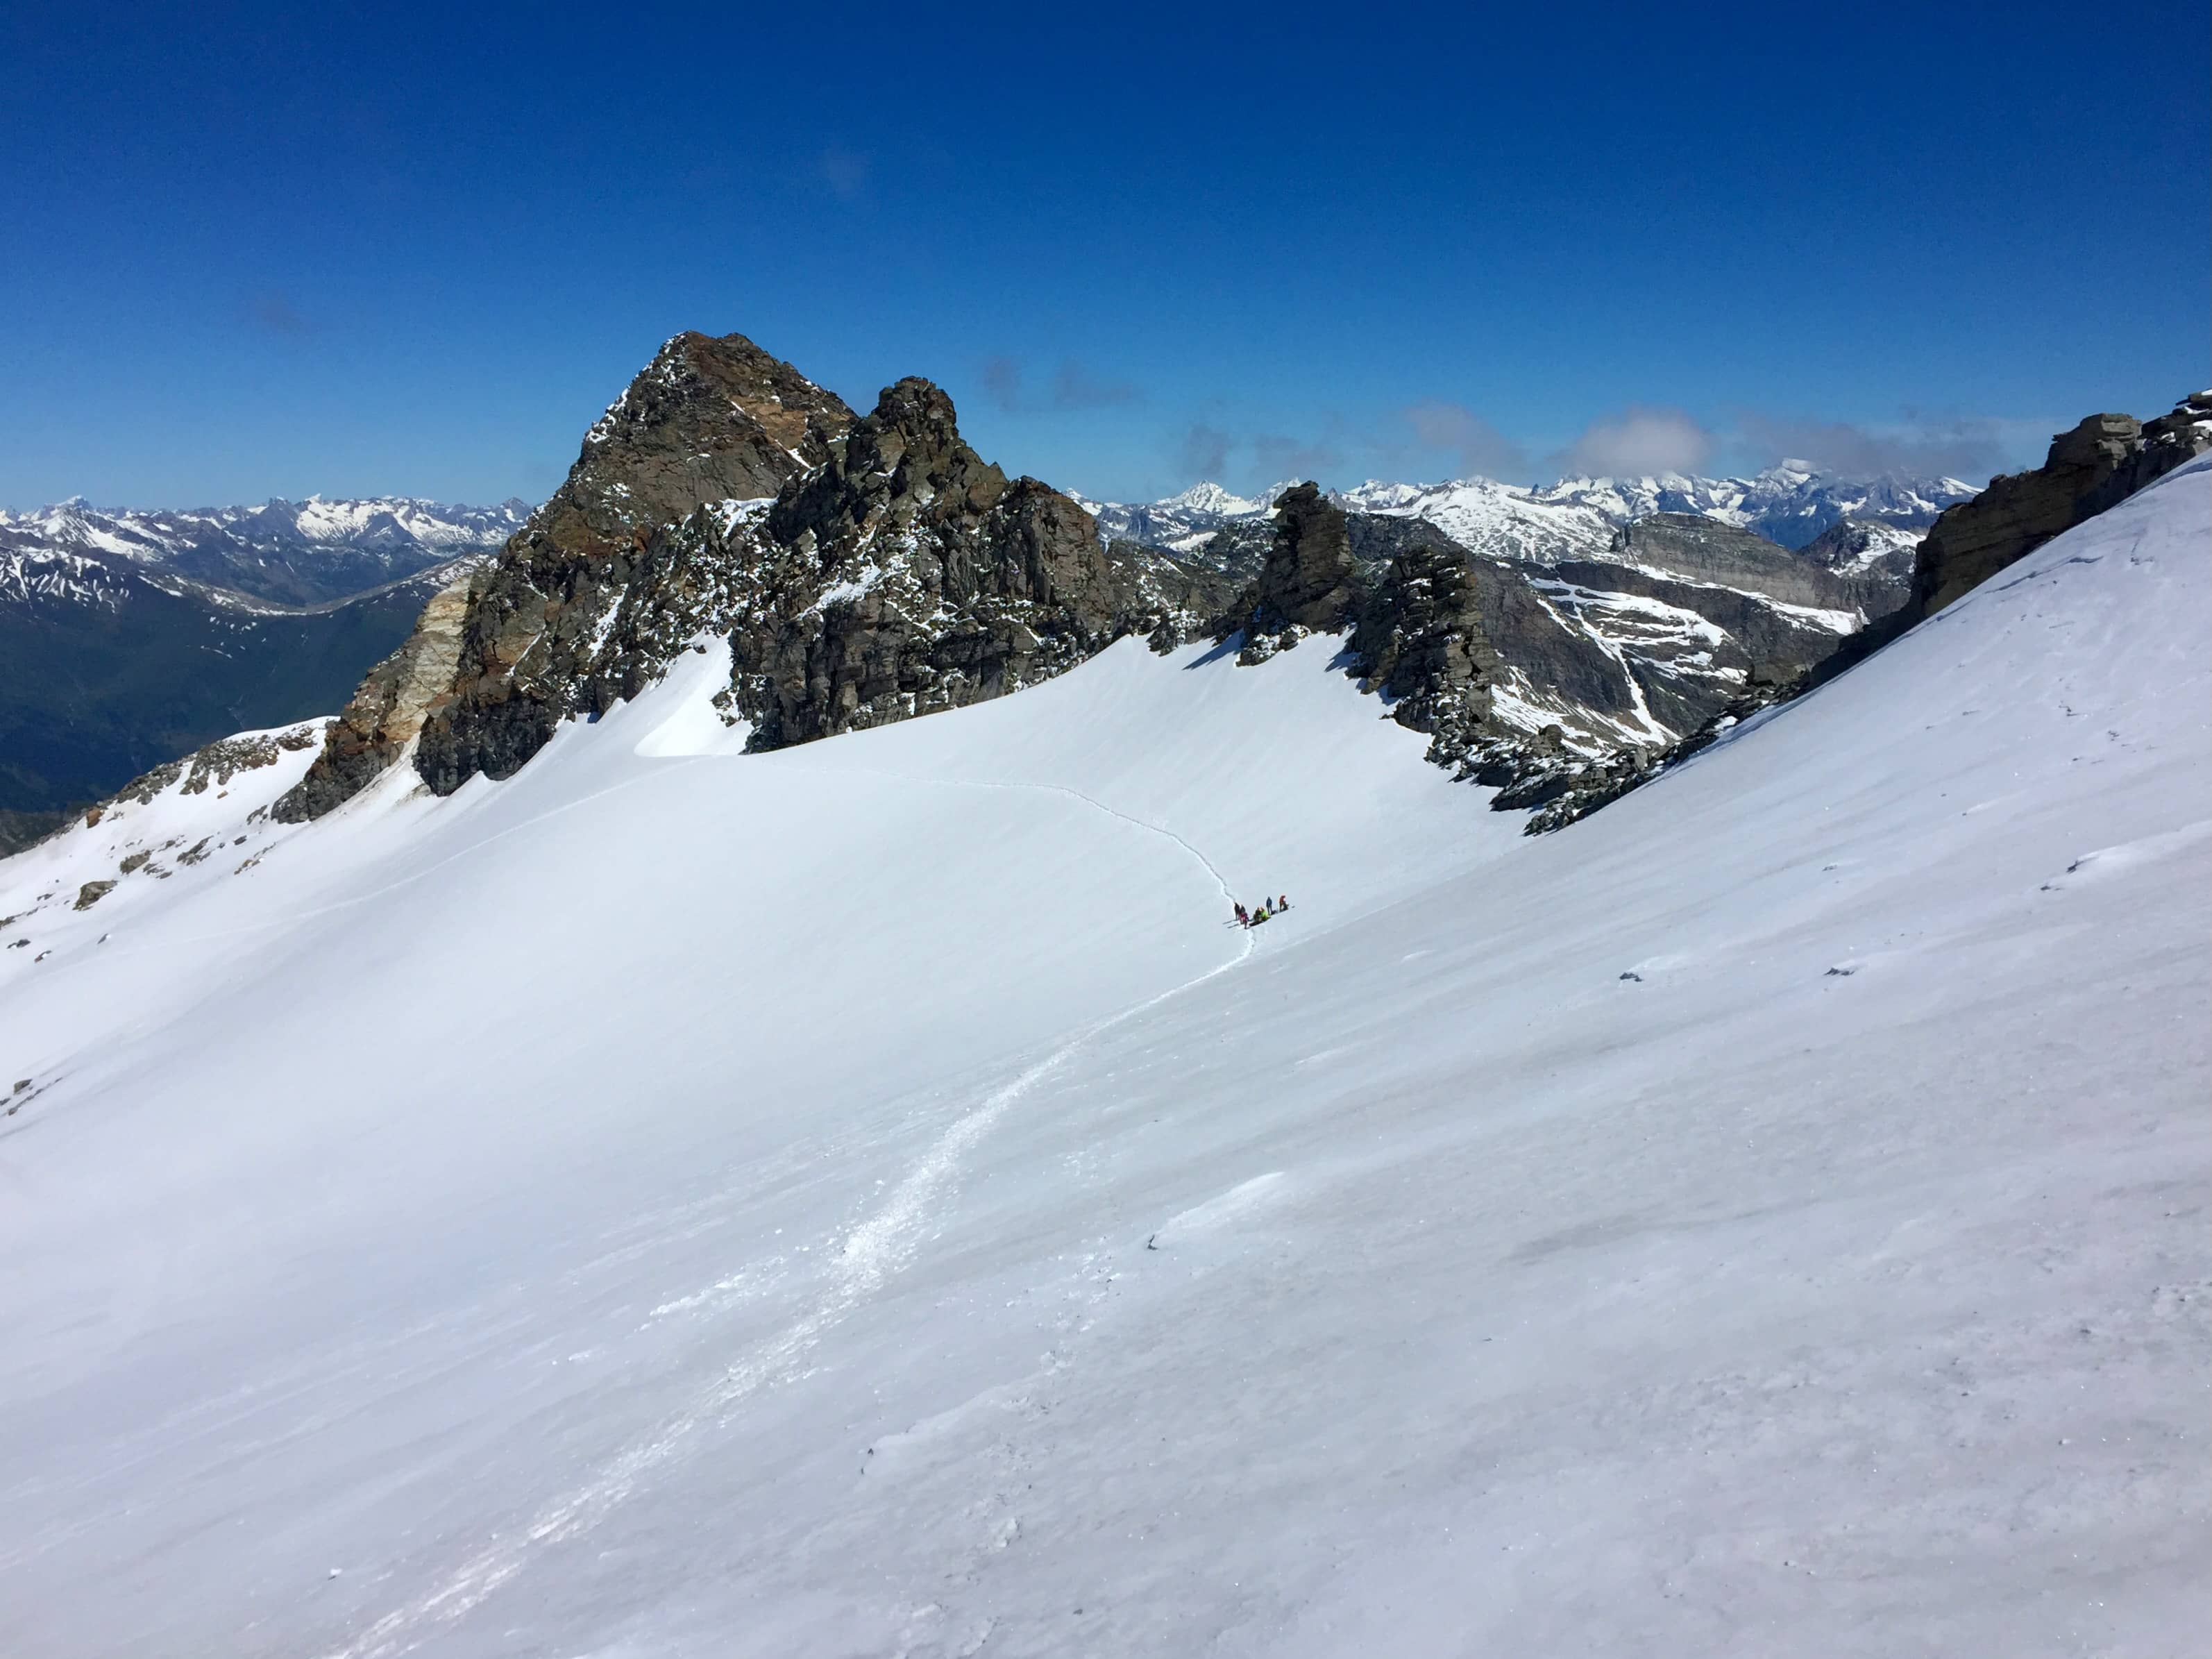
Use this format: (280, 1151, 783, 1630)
(1233, 895, 1290, 929)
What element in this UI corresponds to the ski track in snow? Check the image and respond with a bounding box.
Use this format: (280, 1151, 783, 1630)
(325, 773, 1255, 1659)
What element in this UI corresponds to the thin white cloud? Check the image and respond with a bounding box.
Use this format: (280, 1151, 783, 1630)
(1557, 407, 1713, 478)
(1403, 401, 1527, 480)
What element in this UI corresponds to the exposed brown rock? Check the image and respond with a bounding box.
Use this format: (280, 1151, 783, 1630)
(280, 332, 856, 816)
(1913, 414, 2143, 616)
(1911, 396, 2211, 618)
(271, 571, 477, 820)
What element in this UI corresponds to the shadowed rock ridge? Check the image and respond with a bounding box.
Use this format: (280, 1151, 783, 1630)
(1911, 396, 2212, 616)
(729, 378, 1154, 749)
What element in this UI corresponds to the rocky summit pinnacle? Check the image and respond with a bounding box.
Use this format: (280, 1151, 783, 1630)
(1219, 483, 1362, 656)
(276, 332, 854, 819)
(276, 343, 1233, 821)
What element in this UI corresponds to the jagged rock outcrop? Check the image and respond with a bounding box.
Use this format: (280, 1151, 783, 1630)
(1213, 484, 1376, 671)
(1913, 394, 2212, 616)
(280, 332, 856, 816)
(725, 378, 1165, 748)
(1208, 495, 1945, 819)
(1351, 540, 1503, 750)
(1236, 483, 1361, 640)
(273, 570, 477, 820)
(412, 334, 856, 794)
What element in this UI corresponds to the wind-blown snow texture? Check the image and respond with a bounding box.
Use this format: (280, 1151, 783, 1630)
(0, 462, 2206, 1657)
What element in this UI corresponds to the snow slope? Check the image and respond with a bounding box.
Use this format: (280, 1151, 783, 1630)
(1, 463, 2206, 1656)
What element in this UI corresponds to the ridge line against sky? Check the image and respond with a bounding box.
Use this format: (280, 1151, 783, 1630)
(3, 0, 2205, 508)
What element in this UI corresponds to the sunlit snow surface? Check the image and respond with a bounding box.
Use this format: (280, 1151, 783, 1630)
(2, 466, 2208, 1656)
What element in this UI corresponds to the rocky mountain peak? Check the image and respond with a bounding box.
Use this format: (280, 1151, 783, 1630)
(586, 330, 850, 464)
(277, 332, 856, 819)
(769, 377, 1008, 553)
(548, 330, 854, 555)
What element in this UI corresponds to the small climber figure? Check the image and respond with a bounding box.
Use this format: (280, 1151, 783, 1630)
(1278, 894, 1290, 911)
(1233, 901, 1247, 927)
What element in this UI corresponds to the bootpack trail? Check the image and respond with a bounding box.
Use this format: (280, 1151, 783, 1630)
(326, 774, 1257, 1658)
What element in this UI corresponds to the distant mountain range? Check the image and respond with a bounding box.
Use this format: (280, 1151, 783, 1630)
(0, 496, 530, 606)
(1077, 465, 1977, 560)
(0, 380, 2174, 864)
(0, 497, 527, 845)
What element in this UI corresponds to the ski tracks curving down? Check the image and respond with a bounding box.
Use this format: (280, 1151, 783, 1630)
(324, 775, 1252, 1658)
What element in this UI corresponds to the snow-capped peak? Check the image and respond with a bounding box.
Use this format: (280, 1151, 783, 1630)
(0, 496, 532, 609)
(1161, 481, 1265, 516)
(1083, 462, 1977, 558)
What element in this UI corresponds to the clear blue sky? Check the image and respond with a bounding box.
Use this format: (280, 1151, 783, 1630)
(3, 1, 2205, 508)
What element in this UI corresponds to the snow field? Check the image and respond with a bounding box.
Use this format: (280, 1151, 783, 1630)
(0, 462, 2206, 1656)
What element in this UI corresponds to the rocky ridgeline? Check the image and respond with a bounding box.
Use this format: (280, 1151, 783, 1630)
(725, 378, 1228, 748)
(278, 336, 1233, 818)
(559, 378, 1233, 752)
(262, 328, 2210, 842)
(90, 723, 325, 819)
(1911, 394, 2212, 615)
(1213, 486, 1884, 817)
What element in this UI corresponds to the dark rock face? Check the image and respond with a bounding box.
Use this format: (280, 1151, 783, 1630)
(1351, 540, 1503, 753)
(1256, 503, 1934, 818)
(1252, 484, 1361, 632)
(1912, 414, 2141, 616)
(280, 332, 855, 816)
(1219, 484, 1362, 657)
(724, 378, 1164, 749)
(1603, 513, 1868, 614)
(412, 334, 855, 795)
(2079, 390, 2212, 516)
(1798, 517, 1920, 614)
(1200, 491, 1904, 810)
(1913, 395, 2212, 617)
